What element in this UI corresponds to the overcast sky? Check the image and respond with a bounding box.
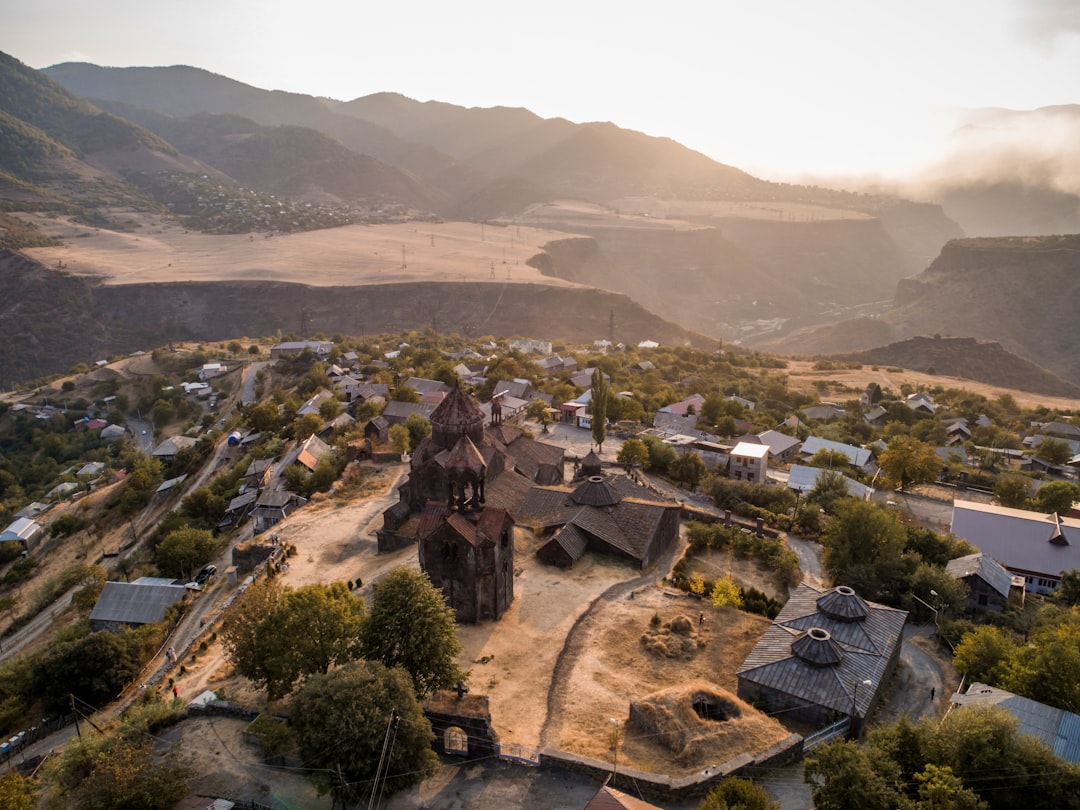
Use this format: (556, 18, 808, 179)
(6, 0, 1079, 181)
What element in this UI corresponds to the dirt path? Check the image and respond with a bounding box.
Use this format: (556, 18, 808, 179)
(877, 623, 958, 726)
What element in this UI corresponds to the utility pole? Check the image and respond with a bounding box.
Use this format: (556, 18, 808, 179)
(70, 694, 81, 742)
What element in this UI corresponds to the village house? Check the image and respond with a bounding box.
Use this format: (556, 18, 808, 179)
(151, 435, 199, 465)
(802, 403, 846, 422)
(945, 552, 1019, 612)
(515, 475, 680, 569)
(251, 490, 307, 534)
(296, 389, 336, 417)
(381, 400, 438, 426)
(0, 517, 43, 552)
(728, 441, 769, 484)
(950, 684, 1080, 764)
(799, 436, 874, 470)
(787, 465, 872, 499)
(904, 392, 937, 414)
(270, 340, 333, 359)
(89, 579, 187, 632)
(570, 369, 609, 390)
(756, 429, 802, 463)
(363, 416, 390, 445)
(950, 499, 1080, 595)
(737, 584, 907, 735)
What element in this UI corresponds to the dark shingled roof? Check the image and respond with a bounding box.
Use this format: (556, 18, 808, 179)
(430, 386, 484, 430)
(570, 476, 622, 507)
(816, 586, 869, 621)
(444, 435, 487, 473)
(738, 583, 907, 718)
(516, 475, 679, 565)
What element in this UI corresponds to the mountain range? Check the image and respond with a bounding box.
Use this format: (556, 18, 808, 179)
(1, 50, 1078, 393)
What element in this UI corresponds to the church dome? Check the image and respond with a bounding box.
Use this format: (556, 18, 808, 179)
(570, 476, 622, 507)
(791, 627, 843, 666)
(816, 585, 869, 622)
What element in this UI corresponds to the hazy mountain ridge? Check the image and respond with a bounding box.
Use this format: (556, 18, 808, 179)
(756, 235, 1080, 386)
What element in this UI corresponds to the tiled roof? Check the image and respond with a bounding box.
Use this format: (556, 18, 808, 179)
(430, 386, 484, 430)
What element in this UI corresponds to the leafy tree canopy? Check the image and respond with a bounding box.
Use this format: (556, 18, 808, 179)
(359, 568, 462, 696)
(292, 661, 437, 800)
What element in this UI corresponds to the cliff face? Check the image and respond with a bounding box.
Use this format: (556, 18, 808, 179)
(0, 250, 705, 383)
(757, 235, 1080, 387)
(886, 236, 1080, 383)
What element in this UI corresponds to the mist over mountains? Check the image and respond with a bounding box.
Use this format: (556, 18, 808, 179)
(1, 50, 1079, 391)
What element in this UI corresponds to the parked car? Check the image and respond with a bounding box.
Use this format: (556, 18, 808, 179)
(194, 564, 217, 585)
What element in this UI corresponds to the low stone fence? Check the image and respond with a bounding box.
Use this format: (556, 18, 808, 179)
(540, 731, 803, 803)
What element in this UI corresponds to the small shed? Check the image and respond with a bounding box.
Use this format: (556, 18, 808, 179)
(945, 552, 1012, 612)
(0, 517, 43, 551)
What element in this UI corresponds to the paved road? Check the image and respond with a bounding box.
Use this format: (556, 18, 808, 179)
(239, 360, 271, 405)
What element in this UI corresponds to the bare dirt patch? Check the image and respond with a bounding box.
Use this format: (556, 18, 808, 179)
(21, 214, 584, 290)
(784, 359, 1080, 411)
(546, 587, 785, 776)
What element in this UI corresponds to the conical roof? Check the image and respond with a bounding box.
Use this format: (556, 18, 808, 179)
(580, 450, 603, 476)
(429, 386, 485, 450)
(444, 435, 486, 474)
(430, 386, 484, 429)
(816, 585, 869, 621)
(791, 627, 843, 666)
(570, 476, 622, 507)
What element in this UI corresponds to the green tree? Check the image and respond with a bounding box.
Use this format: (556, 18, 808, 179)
(590, 367, 610, 453)
(641, 435, 678, 474)
(154, 526, 219, 580)
(1055, 569, 1080, 607)
(992, 474, 1031, 508)
(1003, 620, 1080, 712)
(0, 772, 35, 810)
(392, 383, 420, 403)
(389, 423, 411, 455)
(292, 661, 437, 800)
(709, 576, 744, 609)
(952, 625, 1016, 685)
(359, 568, 462, 696)
(33, 628, 159, 713)
(526, 397, 551, 430)
(808, 469, 851, 514)
(672, 451, 707, 490)
(1035, 437, 1073, 465)
(878, 437, 941, 490)
(617, 437, 649, 467)
(808, 448, 851, 470)
(244, 399, 280, 433)
(48, 736, 189, 810)
(804, 739, 908, 810)
(292, 412, 323, 440)
(913, 763, 985, 810)
(820, 500, 910, 601)
(404, 412, 432, 450)
(221, 580, 365, 699)
(1031, 480, 1080, 515)
(318, 396, 341, 421)
(696, 776, 779, 810)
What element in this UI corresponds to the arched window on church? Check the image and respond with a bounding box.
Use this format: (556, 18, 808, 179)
(445, 725, 469, 755)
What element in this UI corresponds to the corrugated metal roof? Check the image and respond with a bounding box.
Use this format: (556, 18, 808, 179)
(951, 500, 1080, 584)
(952, 682, 1080, 764)
(945, 552, 1012, 598)
(90, 581, 186, 626)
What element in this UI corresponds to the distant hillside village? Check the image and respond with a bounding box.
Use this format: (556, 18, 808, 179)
(2, 330, 1080, 808)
